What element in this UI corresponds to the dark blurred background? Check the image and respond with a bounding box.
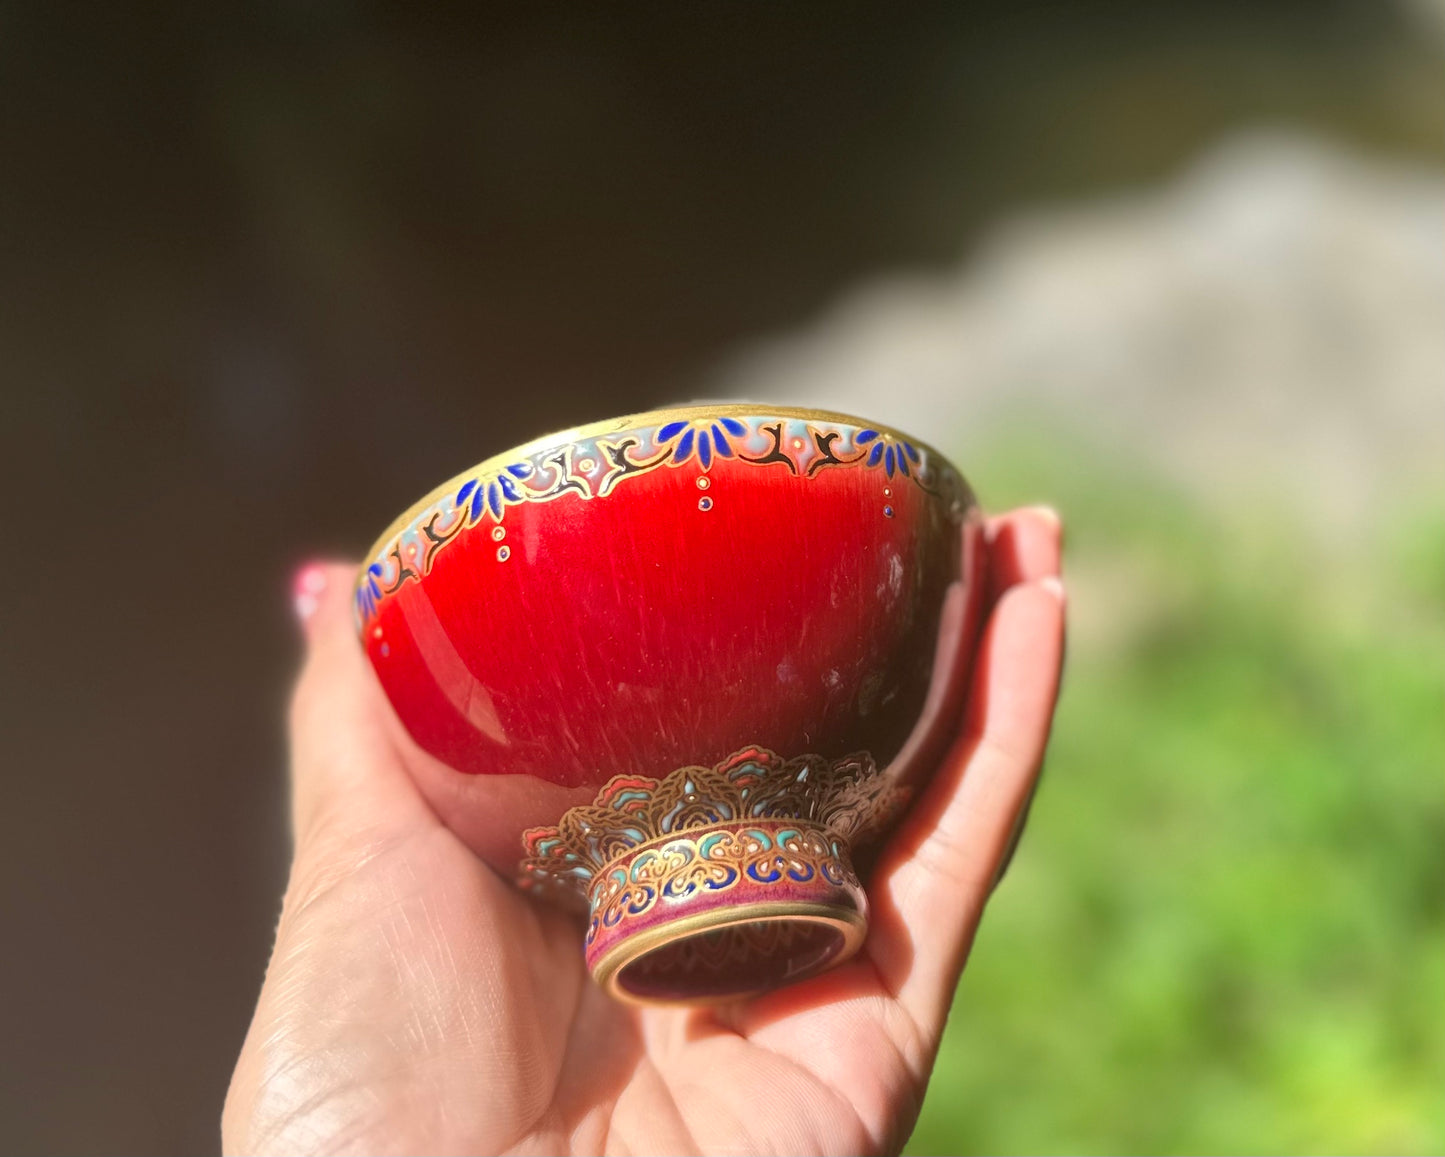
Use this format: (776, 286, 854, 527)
(3, 3, 1442, 1153)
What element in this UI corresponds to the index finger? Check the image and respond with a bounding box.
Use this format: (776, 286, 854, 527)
(867, 507, 1066, 1036)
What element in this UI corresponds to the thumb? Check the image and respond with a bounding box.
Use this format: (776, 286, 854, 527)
(287, 562, 432, 855)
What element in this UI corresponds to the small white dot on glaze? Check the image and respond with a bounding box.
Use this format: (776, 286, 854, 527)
(497, 545, 511, 561)
(698, 496, 713, 511)
(577, 457, 596, 472)
(491, 525, 506, 541)
(883, 487, 891, 497)
(372, 626, 383, 639)
(696, 476, 710, 490)
(792, 438, 804, 449)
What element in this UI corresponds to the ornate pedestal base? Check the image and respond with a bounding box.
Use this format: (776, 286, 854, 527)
(586, 820, 867, 1003)
(519, 746, 901, 1005)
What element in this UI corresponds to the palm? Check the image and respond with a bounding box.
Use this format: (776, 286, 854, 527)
(225, 510, 1064, 1156)
(229, 754, 917, 1153)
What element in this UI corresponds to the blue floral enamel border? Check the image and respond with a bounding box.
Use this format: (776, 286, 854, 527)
(356, 412, 967, 623)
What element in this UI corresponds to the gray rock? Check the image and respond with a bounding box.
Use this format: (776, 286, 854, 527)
(713, 133, 1445, 533)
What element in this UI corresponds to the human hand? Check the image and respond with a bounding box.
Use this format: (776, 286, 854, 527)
(223, 507, 1065, 1156)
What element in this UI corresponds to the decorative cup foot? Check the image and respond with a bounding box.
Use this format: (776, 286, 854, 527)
(586, 819, 868, 1004)
(519, 745, 903, 1005)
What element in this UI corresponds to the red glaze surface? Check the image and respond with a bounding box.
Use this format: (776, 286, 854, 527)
(359, 408, 981, 878)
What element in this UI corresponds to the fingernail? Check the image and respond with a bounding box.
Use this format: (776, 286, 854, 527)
(1025, 504, 1062, 528)
(292, 564, 327, 623)
(1039, 575, 1066, 602)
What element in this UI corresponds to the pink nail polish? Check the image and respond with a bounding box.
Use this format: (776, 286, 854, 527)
(292, 564, 327, 622)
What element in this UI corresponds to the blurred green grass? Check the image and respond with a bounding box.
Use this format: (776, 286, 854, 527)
(906, 432, 1445, 1155)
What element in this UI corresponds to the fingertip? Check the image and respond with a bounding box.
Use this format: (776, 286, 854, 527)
(291, 563, 327, 623)
(291, 561, 362, 645)
(1020, 504, 1062, 533)
(985, 507, 1064, 593)
(984, 504, 1061, 535)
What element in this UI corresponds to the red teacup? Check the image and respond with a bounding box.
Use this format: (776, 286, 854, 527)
(357, 405, 983, 1004)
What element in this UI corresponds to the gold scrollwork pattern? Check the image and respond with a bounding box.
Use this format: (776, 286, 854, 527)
(519, 745, 905, 905)
(583, 823, 854, 946)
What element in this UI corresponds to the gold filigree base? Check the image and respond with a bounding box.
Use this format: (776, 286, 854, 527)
(584, 819, 870, 1004)
(519, 747, 900, 1005)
